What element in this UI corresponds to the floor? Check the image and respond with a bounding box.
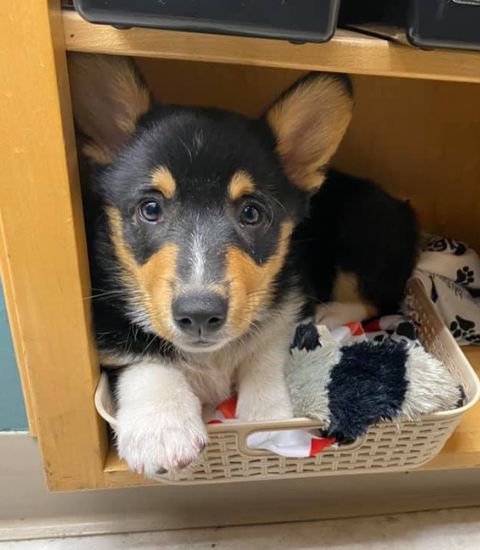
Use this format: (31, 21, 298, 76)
(3, 507, 480, 550)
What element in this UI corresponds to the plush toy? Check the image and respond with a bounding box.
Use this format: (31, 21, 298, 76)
(286, 322, 464, 441)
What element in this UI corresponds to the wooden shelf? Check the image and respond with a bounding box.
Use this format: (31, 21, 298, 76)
(62, 11, 480, 83)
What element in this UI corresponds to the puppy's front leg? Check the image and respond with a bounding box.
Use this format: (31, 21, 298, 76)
(115, 361, 207, 478)
(235, 342, 293, 422)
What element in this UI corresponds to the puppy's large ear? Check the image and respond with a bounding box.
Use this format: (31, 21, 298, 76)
(266, 74, 353, 192)
(68, 53, 152, 164)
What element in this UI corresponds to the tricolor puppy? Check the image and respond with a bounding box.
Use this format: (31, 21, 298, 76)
(70, 54, 417, 477)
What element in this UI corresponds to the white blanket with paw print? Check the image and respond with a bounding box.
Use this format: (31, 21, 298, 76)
(416, 234, 480, 345)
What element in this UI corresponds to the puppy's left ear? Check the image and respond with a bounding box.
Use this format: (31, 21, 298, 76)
(68, 53, 152, 165)
(266, 74, 353, 192)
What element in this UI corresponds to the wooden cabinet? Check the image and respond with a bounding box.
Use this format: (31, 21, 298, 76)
(1, 1, 479, 491)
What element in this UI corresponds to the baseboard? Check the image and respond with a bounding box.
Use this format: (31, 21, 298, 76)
(2, 432, 480, 542)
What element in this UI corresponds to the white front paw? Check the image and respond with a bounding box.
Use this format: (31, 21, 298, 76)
(116, 402, 208, 478)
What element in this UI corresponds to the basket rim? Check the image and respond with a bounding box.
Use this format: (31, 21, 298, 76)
(94, 276, 480, 434)
(95, 367, 476, 434)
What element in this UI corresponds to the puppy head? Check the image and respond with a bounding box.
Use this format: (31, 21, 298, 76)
(70, 54, 352, 353)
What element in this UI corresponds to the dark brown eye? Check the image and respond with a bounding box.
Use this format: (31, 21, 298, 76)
(240, 204, 262, 225)
(138, 200, 162, 223)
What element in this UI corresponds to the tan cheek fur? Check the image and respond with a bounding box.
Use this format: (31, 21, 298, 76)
(106, 207, 178, 341)
(225, 221, 294, 334)
(139, 244, 178, 339)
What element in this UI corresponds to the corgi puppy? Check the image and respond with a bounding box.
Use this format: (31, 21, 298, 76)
(69, 54, 417, 477)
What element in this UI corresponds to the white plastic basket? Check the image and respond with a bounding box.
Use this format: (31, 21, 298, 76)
(95, 277, 480, 484)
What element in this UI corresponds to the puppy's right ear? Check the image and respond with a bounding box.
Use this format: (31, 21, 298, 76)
(266, 74, 353, 192)
(68, 53, 152, 164)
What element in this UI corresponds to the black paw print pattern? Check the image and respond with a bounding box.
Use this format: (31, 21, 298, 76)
(450, 315, 480, 344)
(455, 266, 475, 286)
(424, 236, 467, 256)
(451, 240, 467, 256)
(384, 321, 419, 346)
(424, 237, 447, 252)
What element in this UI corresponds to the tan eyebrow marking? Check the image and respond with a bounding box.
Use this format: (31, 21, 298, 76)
(228, 170, 255, 201)
(151, 166, 176, 198)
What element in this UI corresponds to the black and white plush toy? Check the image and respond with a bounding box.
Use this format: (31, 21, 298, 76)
(286, 323, 463, 441)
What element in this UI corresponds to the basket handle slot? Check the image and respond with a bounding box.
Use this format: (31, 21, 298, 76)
(235, 423, 366, 457)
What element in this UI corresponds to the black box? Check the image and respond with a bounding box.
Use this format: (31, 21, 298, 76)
(340, 0, 480, 52)
(73, 0, 341, 43)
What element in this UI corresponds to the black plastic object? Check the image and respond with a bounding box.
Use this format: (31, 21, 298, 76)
(73, 0, 341, 43)
(340, 0, 480, 51)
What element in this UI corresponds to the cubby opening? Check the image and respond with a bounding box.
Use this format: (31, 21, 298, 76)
(3, 5, 479, 491)
(78, 54, 480, 485)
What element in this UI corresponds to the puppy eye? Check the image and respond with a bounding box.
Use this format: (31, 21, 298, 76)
(240, 204, 262, 226)
(138, 200, 162, 223)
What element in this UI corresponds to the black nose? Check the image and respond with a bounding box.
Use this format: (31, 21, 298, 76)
(172, 292, 228, 337)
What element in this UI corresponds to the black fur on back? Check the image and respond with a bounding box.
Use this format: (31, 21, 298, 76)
(295, 170, 419, 316)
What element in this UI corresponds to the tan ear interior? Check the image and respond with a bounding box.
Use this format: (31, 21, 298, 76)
(266, 75, 353, 191)
(69, 53, 151, 164)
